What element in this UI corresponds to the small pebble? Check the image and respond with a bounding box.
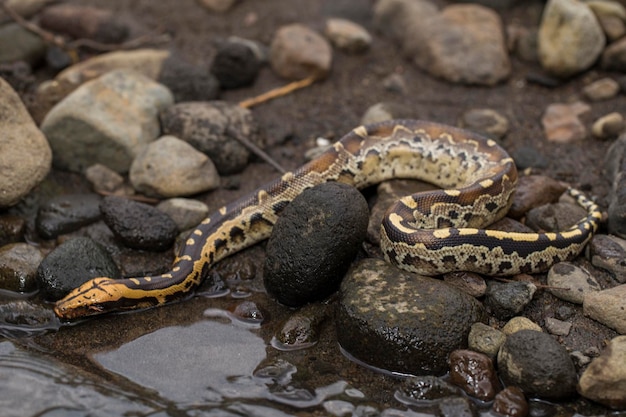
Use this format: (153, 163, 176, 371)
(547, 262, 601, 304)
(541, 101, 590, 143)
(0, 243, 43, 292)
(556, 305, 574, 320)
(210, 37, 262, 89)
(510, 146, 549, 170)
(502, 316, 542, 335)
(578, 335, 626, 409)
(437, 396, 476, 417)
(582, 77, 620, 101)
(196, 0, 240, 13)
(381, 73, 407, 94)
(592, 112, 625, 139)
(324, 18, 372, 54)
(84, 163, 126, 194)
(270, 23, 332, 80)
(448, 349, 501, 401)
(508, 175, 566, 219)
(459, 108, 509, 139)
(230, 301, 264, 324)
(0, 215, 26, 246)
(583, 284, 626, 334)
(491, 386, 529, 417)
(544, 317, 572, 336)
(156, 198, 209, 231)
(497, 330, 577, 400)
(100, 195, 178, 251)
(484, 281, 537, 320)
(468, 322, 506, 359)
(570, 350, 591, 367)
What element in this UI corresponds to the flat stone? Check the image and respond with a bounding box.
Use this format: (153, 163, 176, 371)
(545, 317, 572, 336)
(41, 69, 174, 173)
(582, 77, 621, 101)
(324, 18, 372, 54)
(588, 234, 626, 283)
(129, 136, 220, 198)
(547, 262, 601, 304)
(541, 101, 591, 143)
(270, 24, 332, 80)
(458, 108, 509, 139)
(0, 77, 52, 208)
(584, 284, 626, 334)
(360, 102, 417, 126)
(604, 135, 626, 238)
(578, 335, 626, 409)
(156, 198, 209, 231)
(538, 0, 605, 77)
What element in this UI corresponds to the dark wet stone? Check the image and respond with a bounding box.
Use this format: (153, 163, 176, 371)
(484, 281, 536, 320)
(160, 101, 263, 175)
(36, 193, 102, 239)
(264, 182, 369, 307)
(448, 349, 501, 401)
(0, 300, 57, 328)
(230, 300, 264, 324)
(497, 330, 577, 400)
(36, 237, 120, 300)
(45, 46, 73, 71)
(274, 304, 331, 350)
(438, 396, 477, 417)
(158, 53, 220, 102)
(0, 243, 43, 292)
(492, 386, 528, 417)
(100, 195, 178, 251)
(337, 258, 485, 376)
(468, 322, 506, 359)
(39, 4, 129, 44)
(0, 215, 25, 246)
(510, 146, 549, 170)
(211, 37, 262, 89)
(587, 234, 626, 283)
(525, 201, 588, 233)
(508, 175, 566, 219)
(396, 375, 463, 403)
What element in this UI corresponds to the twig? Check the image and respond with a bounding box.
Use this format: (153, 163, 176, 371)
(95, 190, 161, 205)
(238, 76, 317, 109)
(226, 127, 286, 174)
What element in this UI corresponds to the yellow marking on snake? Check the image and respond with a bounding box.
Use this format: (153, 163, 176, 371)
(53, 119, 601, 320)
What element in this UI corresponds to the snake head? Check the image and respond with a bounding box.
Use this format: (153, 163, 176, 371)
(54, 277, 125, 321)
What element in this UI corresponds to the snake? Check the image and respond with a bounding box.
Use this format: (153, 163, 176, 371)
(53, 120, 601, 320)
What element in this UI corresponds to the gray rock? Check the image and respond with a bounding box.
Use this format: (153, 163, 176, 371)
(484, 281, 536, 320)
(0, 300, 57, 328)
(588, 234, 626, 282)
(547, 262, 601, 304)
(437, 397, 476, 417)
(100, 195, 178, 251)
(41, 69, 174, 173)
(156, 198, 209, 231)
(442, 271, 487, 298)
(525, 201, 588, 233)
(583, 284, 626, 334)
(468, 322, 506, 359)
(324, 18, 372, 54)
(0, 243, 43, 292)
(373, 0, 439, 46)
(129, 136, 220, 198)
(545, 317, 572, 336)
(592, 112, 625, 140)
(337, 258, 485, 375)
(578, 335, 626, 409)
(510, 146, 549, 170)
(601, 35, 626, 72)
(36, 193, 103, 240)
(458, 108, 509, 140)
(158, 53, 220, 102)
(160, 101, 263, 175)
(582, 77, 621, 101)
(269, 24, 332, 80)
(497, 330, 577, 400)
(0, 77, 52, 208)
(604, 135, 626, 238)
(84, 163, 126, 194)
(36, 237, 120, 300)
(508, 175, 566, 219)
(0, 23, 46, 65)
(39, 4, 129, 44)
(210, 37, 262, 89)
(538, 0, 605, 77)
(264, 182, 369, 306)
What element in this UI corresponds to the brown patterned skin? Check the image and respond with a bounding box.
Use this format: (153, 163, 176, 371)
(54, 120, 600, 320)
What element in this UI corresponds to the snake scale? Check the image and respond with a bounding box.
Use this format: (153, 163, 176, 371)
(54, 120, 601, 320)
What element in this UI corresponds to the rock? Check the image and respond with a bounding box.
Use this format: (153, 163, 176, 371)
(84, 163, 126, 194)
(0, 23, 46, 65)
(0, 0, 55, 19)
(229, 300, 264, 325)
(571, 350, 592, 368)
(547, 262, 601, 304)
(510, 146, 549, 170)
(0, 300, 57, 328)
(36, 193, 103, 240)
(100, 195, 178, 251)
(468, 322, 506, 359)
(0, 77, 52, 208)
(458, 108, 509, 140)
(583, 284, 626, 334)
(396, 376, 463, 403)
(0, 215, 25, 246)
(269, 24, 332, 80)
(545, 317, 572, 336)
(541, 101, 591, 143)
(605, 136, 626, 238)
(497, 330, 577, 400)
(129, 136, 220, 198)
(156, 198, 209, 231)
(601, 36, 626, 71)
(324, 18, 372, 54)
(373, 0, 439, 46)
(577, 335, 626, 409)
(381, 72, 407, 94)
(160, 101, 263, 175)
(592, 112, 625, 139)
(405, 4, 511, 85)
(36, 237, 120, 300)
(337, 258, 485, 375)
(484, 281, 537, 320)
(525, 201, 588, 233)
(502, 316, 543, 335)
(448, 349, 501, 401)
(437, 397, 476, 417)
(582, 77, 621, 101)
(274, 304, 330, 350)
(508, 23, 539, 63)
(39, 4, 129, 44)
(489, 218, 535, 234)
(210, 37, 262, 89)
(196, 0, 240, 12)
(587, 234, 626, 282)
(443, 272, 487, 298)
(588, 0, 626, 40)
(0, 243, 43, 292)
(41, 69, 174, 173)
(508, 175, 567, 219)
(156, 52, 221, 102)
(491, 386, 529, 417)
(264, 182, 369, 306)
(360, 102, 416, 125)
(538, 0, 605, 78)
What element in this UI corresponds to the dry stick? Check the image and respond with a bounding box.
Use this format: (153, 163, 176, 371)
(238, 76, 317, 109)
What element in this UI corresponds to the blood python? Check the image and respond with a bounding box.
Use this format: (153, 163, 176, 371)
(54, 120, 601, 320)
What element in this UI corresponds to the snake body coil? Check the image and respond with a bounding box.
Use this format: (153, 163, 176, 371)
(54, 120, 601, 320)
